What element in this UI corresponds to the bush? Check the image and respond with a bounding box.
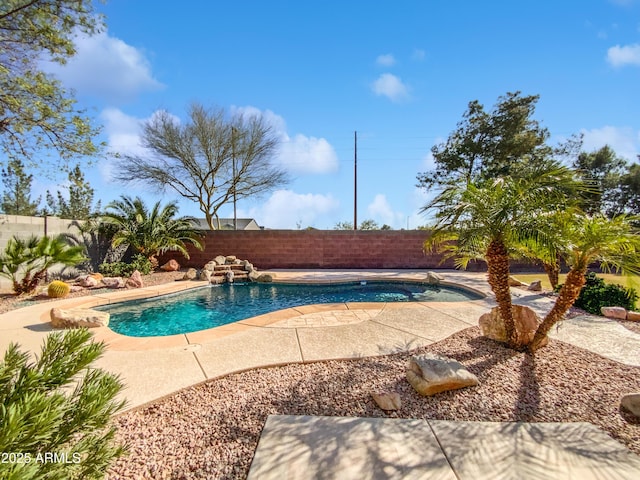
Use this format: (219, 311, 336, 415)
(98, 254, 152, 277)
(573, 272, 638, 315)
(0, 329, 126, 479)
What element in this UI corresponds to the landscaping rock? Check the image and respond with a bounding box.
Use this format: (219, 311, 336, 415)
(203, 261, 217, 272)
(256, 273, 273, 283)
(70, 285, 84, 293)
(479, 305, 547, 347)
(160, 259, 180, 272)
(601, 306, 627, 320)
(199, 269, 212, 282)
(89, 272, 104, 281)
(406, 353, 478, 396)
(508, 276, 527, 287)
(225, 255, 237, 264)
(425, 271, 444, 285)
(626, 311, 640, 322)
(621, 393, 640, 418)
(214, 255, 226, 265)
(103, 277, 126, 289)
(371, 391, 401, 411)
(50, 308, 109, 329)
(77, 275, 99, 288)
(248, 270, 260, 282)
(225, 271, 235, 283)
(126, 270, 144, 288)
(183, 268, 198, 280)
(211, 276, 225, 285)
(527, 280, 542, 291)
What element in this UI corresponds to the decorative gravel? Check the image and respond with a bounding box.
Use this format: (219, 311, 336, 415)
(107, 327, 640, 479)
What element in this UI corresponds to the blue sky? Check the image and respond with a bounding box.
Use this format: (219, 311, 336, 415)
(37, 0, 640, 229)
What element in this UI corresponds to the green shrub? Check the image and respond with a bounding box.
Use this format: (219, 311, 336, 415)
(573, 272, 638, 315)
(98, 254, 152, 277)
(0, 329, 126, 479)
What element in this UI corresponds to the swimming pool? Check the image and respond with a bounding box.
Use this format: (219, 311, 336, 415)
(100, 281, 483, 337)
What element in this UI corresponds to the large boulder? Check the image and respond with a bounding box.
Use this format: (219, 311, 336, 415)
(126, 270, 144, 288)
(406, 353, 478, 396)
(77, 275, 99, 288)
(103, 277, 126, 289)
(160, 259, 180, 272)
(508, 276, 527, 287)
(256, 273, 273, 283)
(214, 255, 227, 265)
(626, 311, 640, 322)
(479, 305, 547, 347)
(199, 269, 212, 282)
(527, 280, 542, 292)
(601, 306, 627, 320)
(182, 268, 198, 280)
(225, 255, 237, 264)
(203, 261, 217, 272)
(50, 308, 109, 328)
(621, 393, 640, 418)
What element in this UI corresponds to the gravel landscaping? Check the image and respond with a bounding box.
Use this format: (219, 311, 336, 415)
(107, 327, 640, 479)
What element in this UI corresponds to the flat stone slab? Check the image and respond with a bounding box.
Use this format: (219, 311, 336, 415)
(248, 415, 455, 480)
(248, 416, 640, 480)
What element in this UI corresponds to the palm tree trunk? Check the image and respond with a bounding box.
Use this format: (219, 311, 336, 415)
(486, 239, 519, 348)
(543, 258, 560, 290)
(529, 267, 586, 352)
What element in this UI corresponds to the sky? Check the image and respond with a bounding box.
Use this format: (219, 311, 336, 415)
(34, 0, 640, 229)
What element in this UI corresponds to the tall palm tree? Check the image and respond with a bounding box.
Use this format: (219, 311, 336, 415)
(101, 196, 204, 263)
(424, 167, 579, 350)
(529, 214, 640, 351)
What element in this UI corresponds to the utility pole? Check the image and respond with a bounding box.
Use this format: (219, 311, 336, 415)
(354, 130, 357, 230)
(232, 126, 237, 230)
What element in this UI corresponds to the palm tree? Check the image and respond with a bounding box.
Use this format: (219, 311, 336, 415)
(529, 214, 640, 351)
(101, 196, 204, 264)
(0, 235, 86, 294)
(424, 167, 579, 350)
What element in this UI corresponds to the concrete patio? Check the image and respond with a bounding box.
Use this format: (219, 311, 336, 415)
(1, 269, 639, 479)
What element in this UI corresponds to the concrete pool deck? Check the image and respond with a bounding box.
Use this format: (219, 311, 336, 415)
(1, 269, 638, 410)
(2, 269, 640, 479)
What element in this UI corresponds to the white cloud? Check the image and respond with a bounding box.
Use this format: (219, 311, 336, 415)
(581, 126, 640, 161)
(366, 194, 406, 228)
(46, 30, 164, 103)
(371, 73, 410, 102)
(233, 106, 339, 174)
(237, 190, 340, 229)
(606, 43, 640, 67)
(375, 54, 396, 67)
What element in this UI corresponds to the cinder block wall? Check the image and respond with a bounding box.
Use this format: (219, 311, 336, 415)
(158, 230, 482, 270)
(0, 215, 82, 291)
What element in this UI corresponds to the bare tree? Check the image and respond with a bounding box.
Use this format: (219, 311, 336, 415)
(113, 103, 289, 229)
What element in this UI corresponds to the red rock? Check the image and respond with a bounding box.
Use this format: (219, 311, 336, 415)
(161, 259, 180, 271)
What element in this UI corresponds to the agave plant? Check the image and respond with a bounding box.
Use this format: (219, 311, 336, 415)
(0, 235, 86, 295)
(101, 196, 204, 264)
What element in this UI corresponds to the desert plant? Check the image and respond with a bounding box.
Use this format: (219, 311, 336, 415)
(572, 272, 638, 315)
(99, 254, 152, 278)
(0, 329, 126, 479)
(101, 196, 204, 263)
(47, 280, 71, 298)
(0, 235, 86, 295)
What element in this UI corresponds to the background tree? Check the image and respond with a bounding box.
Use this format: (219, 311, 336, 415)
(0, 329, 126, 479)
(333, 219, 381, 230)
(113, 103, 288, 230)
(0, 0, 103, 170)
(101, 196, 203, 264)
(0, 158, 40, 215)
(416, 91, 553, 191)
(572, 145, 627, 216)
(44, 164, 100, 219)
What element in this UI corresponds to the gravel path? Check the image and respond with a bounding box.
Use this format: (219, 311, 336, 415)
(107, 327, 640, 480)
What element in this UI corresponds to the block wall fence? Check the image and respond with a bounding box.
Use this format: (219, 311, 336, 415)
(158, 230, 491, 271)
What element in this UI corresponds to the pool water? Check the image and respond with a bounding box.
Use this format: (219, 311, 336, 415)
(100, 281, 482, 337)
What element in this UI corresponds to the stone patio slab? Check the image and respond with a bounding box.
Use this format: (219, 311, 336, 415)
(247, 415, 456, 480)
(429, 420, 640, 480)
(373, 306, 474, 342)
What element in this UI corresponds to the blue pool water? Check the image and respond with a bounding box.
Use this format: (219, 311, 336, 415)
(100, 281, 482, 337)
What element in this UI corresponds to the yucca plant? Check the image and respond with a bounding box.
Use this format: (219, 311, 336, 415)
(0, 235, 86, 295)
(0, 329, 126, 479)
